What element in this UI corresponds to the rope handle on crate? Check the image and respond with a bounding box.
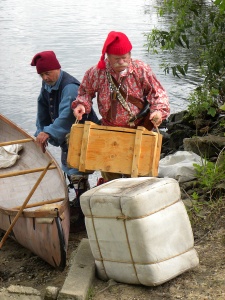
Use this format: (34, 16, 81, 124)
(155, 126, 160, 135)
(74, 118, 79, 124)
(154, 125, 161, 150)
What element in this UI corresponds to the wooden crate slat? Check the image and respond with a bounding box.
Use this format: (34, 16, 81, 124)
(131, 127, 144, 177)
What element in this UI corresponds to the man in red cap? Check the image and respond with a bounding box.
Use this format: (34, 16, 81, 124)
(72, 31, 170, 181)
(31, 50, 100, 231)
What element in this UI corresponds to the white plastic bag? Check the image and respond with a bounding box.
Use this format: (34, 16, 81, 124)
(158, 151, 205, 182)
(0, 144, 23, 168)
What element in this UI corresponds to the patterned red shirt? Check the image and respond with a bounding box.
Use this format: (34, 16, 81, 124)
(71, 59, 170, 127)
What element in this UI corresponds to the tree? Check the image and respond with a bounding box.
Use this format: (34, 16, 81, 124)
(146, 0, 225, 118)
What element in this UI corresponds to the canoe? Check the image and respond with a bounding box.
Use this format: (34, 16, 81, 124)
(0, 113, 70, 270)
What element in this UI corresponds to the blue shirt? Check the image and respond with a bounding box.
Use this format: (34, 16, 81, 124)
(35, 70, 79, 146)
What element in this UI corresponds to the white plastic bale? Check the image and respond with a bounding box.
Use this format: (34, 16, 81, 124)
(81, 177, 199, 286)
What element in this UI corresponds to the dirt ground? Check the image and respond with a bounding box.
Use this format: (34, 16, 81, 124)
(0, 212, 225, 300)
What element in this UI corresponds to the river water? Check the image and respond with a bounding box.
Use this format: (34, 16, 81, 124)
(0, 0, 198, 166)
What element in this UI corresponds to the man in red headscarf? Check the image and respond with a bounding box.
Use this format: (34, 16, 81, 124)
(72, 31, 170, 181)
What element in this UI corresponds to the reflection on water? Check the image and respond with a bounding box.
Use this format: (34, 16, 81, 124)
(0, 0, 197, 164)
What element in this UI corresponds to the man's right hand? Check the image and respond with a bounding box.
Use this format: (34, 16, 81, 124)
(73, 104, 85, 121)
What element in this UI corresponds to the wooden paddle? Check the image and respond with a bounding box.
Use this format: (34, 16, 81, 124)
(0, 160, 53, 249)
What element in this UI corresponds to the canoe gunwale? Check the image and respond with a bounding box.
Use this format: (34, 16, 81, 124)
(0, 199, 68, 218)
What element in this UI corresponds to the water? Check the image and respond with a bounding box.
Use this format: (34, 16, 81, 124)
(0, 0, 198, 169)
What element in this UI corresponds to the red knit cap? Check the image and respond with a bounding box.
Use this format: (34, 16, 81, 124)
(97, 31, 132, 69)
(31, 51, 61, 74)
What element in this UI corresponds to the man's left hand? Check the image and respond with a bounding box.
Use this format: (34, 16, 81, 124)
(36, 132, 49, 153)
(150, 111, 162, 127)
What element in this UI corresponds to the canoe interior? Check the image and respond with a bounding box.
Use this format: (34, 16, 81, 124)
(0, 114, 68, 212)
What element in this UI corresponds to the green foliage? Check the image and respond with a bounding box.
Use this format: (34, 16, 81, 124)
(87, 287, 95, 299)
(187, 151, 225, 231)
(190, 199, 206, 217)
(187, 87, 219, 118)
(214, 0, 225, 12)
(163, 62, 189, 77)
(193, 161, 220, 191)
(191, 191, 199, 201)
(193, 152, 225, 200)
(145, 0, 225, 117)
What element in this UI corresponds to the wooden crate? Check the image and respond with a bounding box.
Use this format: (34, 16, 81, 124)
(67, 121, 162, 177)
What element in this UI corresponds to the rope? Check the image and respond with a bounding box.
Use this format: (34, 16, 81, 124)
(74, 118, 79, 124)
(94, 247, 195, 265)
(85, 198, 180, 220)
(155, 125, 160, 135)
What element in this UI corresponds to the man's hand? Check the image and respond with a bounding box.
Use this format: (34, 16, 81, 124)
(150, 111, 162, 127)
(73, 104, 85, 121)
(36, 132, 49, 153)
